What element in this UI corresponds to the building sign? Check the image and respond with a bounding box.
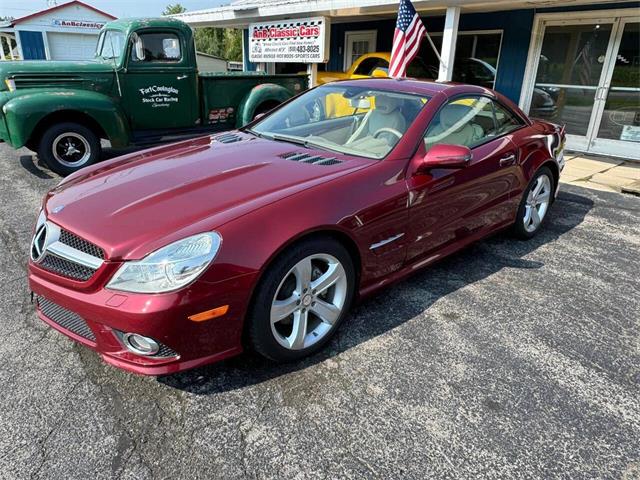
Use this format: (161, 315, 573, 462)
(52, 19, 106, 29)
(249, 17, 329, 63)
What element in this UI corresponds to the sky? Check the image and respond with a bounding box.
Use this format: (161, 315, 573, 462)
(0, 0, 230, 20)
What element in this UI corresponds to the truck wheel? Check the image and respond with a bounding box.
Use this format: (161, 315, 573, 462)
(39, 122, 101, 176)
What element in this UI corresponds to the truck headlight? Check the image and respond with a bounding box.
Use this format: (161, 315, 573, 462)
(107, 232, 222, 293)
(5, 78, 16, 92)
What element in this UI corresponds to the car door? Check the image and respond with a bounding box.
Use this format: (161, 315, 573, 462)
(405, 95, 521, 264)
(122, 29, 199, 131)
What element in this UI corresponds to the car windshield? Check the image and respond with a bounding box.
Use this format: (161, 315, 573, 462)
(96, 30, 126, 60)
(250, 85, 429, 159)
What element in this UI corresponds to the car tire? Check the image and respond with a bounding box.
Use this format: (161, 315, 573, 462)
(38, 122, 101, 176)
(247, 237, 356, 362)
(512, 166, 554, 239)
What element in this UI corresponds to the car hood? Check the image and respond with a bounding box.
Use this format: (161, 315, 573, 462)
(0, 59, 114, 90)
(44, 133, 371, 260)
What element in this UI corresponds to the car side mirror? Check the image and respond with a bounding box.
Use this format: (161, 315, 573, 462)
(371, 68, 388, 78)
(418, 144, 472, 172)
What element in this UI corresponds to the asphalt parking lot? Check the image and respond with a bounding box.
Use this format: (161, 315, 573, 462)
(0, 143, 639, 480)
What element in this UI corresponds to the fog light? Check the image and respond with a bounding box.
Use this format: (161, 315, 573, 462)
(122, 333, 160, 356)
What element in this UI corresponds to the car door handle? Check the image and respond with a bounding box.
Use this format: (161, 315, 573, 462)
(176, 75, 188, 80)
(499, 154, 516, 167)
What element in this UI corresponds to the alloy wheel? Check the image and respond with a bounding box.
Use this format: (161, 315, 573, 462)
(270, 254, 348, 350)
(52, 133, 92, 168)
(524, 174, 551, 233)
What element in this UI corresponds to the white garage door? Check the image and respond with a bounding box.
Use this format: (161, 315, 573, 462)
(48, 32, 98, 61)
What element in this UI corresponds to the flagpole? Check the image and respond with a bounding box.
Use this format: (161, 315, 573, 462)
(424, 31, 443, 65)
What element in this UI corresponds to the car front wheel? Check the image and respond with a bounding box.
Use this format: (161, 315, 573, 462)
(513, 166, 554, 239)
(247, 237, 355, 362)
(38, 122, 101, 176)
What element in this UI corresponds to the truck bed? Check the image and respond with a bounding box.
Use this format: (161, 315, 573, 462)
(198, 72, 307, 129)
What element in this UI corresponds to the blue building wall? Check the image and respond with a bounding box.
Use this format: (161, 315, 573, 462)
(326, 10, 534, 103)
(242, 2, 638, 103)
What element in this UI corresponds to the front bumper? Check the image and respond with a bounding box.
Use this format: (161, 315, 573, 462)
(29, 265, 259, 375)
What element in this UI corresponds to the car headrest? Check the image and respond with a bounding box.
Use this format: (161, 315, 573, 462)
(439, 103, 474, 129)
(375, 95, 401, 114)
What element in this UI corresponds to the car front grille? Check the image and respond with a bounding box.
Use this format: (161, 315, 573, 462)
(59, 229, 105, 259)
(32, 223, 104, 282)
(39, 253, 96, 281)
(155, 343, 179, 358)
(37, 296, 96, 342)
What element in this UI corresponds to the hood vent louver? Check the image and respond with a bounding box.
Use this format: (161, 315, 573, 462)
(279, 152, 342, 166)
(212, 133, 244, 144)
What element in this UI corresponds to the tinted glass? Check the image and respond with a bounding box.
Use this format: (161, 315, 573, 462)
(424, 96, 495, 150)
(252, 85, 429, 159)
(493, 102, 523, 134)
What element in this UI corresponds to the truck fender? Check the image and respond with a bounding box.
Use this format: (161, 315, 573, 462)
(236, 83, 294, 128)
(2, 90, 130, 148)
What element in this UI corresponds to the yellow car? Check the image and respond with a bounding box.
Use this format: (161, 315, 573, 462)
(317, 52, 436, 85)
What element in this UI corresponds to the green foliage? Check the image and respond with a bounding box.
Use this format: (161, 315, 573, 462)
(162, 4, 186, 15)
(163, 3, 242, 61)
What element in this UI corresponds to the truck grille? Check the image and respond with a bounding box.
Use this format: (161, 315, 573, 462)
(279, 151, 342, 166)
(39, 254, 96, 281)
(37, 296, 96, 342)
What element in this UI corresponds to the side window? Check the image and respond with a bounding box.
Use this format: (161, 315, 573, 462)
(353, 57, 389, 76)
(493, 102, 523, 135)
(424, 96, 494, 150)
(131, 32, 182, 63)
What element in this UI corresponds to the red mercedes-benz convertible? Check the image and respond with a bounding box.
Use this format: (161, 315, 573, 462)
(28, 79, 565, 375)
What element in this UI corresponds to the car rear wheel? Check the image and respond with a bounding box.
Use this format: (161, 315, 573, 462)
(513, 166, 554, 239)
(247, 237, 355, 362)
(38, 122, 101, 176)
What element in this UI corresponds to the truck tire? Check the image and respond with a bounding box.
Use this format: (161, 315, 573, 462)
(38, 122, 101, 176)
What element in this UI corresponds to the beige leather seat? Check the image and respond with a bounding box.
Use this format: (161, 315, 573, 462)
(425, 103, 484, 149)
(347, 95, 407, 145)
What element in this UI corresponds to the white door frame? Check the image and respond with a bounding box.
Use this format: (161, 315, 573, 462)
(343, 30, 377, 71)
(519, 9, 640, 159)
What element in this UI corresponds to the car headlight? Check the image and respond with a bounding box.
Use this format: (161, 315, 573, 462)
(107, 232, 222, 293)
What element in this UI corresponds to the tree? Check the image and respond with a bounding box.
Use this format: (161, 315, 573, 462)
(163, 4, 186, 15)
(162, 3, 242, 61)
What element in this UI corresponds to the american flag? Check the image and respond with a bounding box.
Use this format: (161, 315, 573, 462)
(389, 0, 427, 78)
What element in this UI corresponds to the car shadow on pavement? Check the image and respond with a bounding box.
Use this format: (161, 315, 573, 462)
(158, 188, 594, 395)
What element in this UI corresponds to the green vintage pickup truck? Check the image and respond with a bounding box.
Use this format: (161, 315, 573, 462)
(0, 18, 307, 175)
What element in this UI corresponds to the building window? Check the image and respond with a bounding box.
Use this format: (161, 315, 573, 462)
(0, 35, 19, 61)
(344, 30, 377, 71)
(418, 31, 503, 87)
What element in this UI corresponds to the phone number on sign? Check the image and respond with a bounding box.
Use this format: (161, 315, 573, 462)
(289, 45, 320, 53)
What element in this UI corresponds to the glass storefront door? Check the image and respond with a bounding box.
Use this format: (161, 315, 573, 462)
(591, 21, 640, 157)
(525, 14, 640, 159)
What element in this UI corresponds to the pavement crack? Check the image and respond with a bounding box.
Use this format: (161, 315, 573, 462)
(29, 378, 83, 480)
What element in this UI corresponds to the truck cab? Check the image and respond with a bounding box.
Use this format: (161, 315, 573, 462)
(0, 18, 306, 175)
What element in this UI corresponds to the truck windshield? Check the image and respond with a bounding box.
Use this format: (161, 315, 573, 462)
(96, 30, 126, 60)
(250, 85, 429, 160)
